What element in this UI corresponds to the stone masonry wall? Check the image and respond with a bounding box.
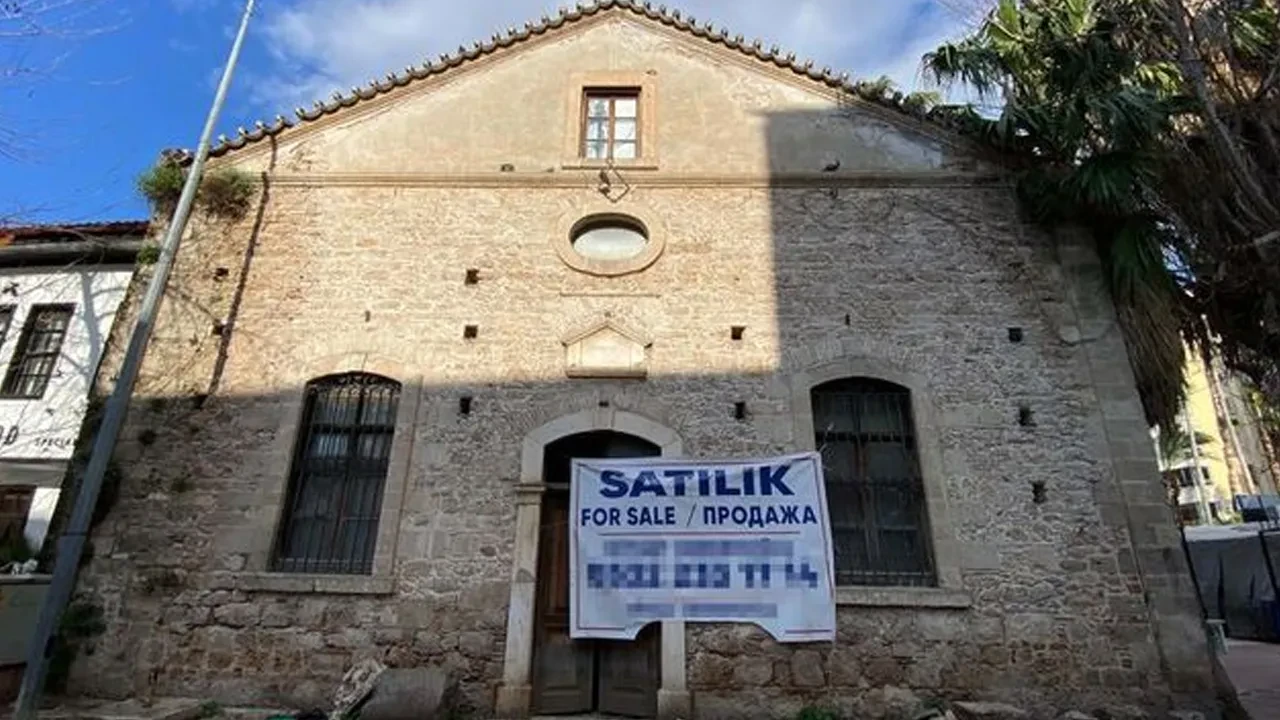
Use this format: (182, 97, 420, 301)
(61, 11, 1213, 718)
(64, 181, 1211, 717)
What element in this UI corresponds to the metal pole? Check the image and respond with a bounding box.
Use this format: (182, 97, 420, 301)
(14, 1, 256, 715)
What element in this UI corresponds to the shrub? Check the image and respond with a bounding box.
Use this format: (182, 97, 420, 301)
(44, 599, 106, 694)
(199, 169, 256, 219)
(137, 162, 185, 212)
(136, 243, 161, 265)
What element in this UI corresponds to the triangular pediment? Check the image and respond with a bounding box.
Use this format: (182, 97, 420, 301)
(561, 315, 653, 348)
(209, 2, 996, 175)
(562, 314, 651, 379)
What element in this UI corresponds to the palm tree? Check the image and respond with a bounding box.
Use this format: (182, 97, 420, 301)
(1156, 427, 1217, 470)
(922, 0, 1192, 433)
(920, 0, 1280, 437)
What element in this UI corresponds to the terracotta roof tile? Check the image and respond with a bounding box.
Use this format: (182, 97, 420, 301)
(0, 221, 150, 247)
(208, 0, 974, 158)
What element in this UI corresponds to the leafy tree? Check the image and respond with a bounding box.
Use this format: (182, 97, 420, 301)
(1156, 427, 1217, 469)
(921, 0, 1280, 436)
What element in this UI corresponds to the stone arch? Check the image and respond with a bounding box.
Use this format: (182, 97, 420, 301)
(778, 333, 925, 377)
(518, 406, 683, 484)
(255, 350, 416, 396)
(296, 351, 414, 382)
(496, 408, 689, 720)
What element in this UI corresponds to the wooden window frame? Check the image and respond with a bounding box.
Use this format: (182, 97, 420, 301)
(561, 72, 658, 170)
(1, 304, 74, 400)
(580, 88, 641, 161)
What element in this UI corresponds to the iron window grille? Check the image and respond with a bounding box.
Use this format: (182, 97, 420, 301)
(272, 372, 400, 575)
(812, 377, 936, 587)
(1, 305, 73, 400)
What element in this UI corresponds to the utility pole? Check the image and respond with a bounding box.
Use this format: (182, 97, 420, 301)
(14, 1, 256, 716)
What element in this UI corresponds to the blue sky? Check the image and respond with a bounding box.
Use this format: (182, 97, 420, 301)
(0, 0, 973, 224)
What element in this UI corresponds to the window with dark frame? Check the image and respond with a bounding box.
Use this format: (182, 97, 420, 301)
(582, 89, 639, 160)
(271, 372, 401, 575)
(1177, 504, 1200, 526)
(0, 306, 15, 350)
(811, 377, 936, 587)
(0, 486, 35, 548)
(1174, 466, 1211, 488)
(1, 305, 73, 400)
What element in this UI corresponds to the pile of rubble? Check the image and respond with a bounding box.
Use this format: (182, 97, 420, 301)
(922, 701, 1215, 720)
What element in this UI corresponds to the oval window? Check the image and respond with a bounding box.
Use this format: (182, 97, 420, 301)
(571, 216, 649, 261)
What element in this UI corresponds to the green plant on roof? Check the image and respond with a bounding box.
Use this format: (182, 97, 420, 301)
(136, 163, 256, 221)
(199, 168, 257, 220)
(137, 162, 185, 212)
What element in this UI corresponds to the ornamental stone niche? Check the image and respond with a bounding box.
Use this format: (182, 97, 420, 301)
(561, 314, 652, 378)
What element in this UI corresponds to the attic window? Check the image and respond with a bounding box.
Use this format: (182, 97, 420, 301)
(582, 90, 639, 160)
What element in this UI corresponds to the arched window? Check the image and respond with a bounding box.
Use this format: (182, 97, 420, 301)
(811, 377, 935, 587)
(272, 372, 401, 575)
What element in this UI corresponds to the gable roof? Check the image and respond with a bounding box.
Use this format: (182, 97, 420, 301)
(208, 0, 977, 159)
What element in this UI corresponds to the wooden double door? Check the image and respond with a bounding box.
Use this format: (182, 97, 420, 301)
(532, 431, 661, 718)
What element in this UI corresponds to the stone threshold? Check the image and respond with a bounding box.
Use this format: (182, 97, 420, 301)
(8, 698, 204, 720)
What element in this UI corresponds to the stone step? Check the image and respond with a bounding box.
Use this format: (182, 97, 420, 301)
(4, 698, 204, 720)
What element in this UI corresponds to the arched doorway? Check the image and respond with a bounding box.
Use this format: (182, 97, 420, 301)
(496, 409, 688, 720)
(533, 431, 661, 717)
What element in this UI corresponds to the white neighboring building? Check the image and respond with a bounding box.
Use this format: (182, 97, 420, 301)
(0, 222, 143, 557)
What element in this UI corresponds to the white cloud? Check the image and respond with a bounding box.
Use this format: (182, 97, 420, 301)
(170, 0, 227, 12)
(248, 0, 968, 112)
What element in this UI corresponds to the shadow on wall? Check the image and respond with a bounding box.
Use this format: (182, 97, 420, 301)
(40, 107, 1204, 717)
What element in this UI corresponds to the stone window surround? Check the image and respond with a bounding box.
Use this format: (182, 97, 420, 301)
(561, 71, 659, 171)
(237, 354, 421, 596)
(553, 200, 666, 277)
(787, 356, 971, 609)
(495, 407, 690, 720)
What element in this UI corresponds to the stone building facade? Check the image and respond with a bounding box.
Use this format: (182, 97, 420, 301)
(67, 3, 1217, 718)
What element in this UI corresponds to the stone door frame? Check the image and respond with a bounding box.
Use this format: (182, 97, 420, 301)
(495, 408, 690, 719)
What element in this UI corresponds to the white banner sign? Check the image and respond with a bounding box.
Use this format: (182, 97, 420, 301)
(569, 452, 835, 643)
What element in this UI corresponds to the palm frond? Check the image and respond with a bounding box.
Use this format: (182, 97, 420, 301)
(921, 40, 1006, 97)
